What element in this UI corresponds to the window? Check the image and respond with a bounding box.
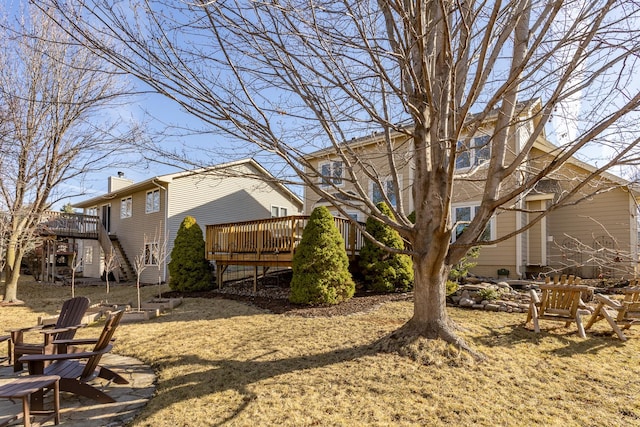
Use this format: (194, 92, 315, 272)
(120, 197, 132, 218)
(320, 161, 343, 187)
(84, 246, 93, 265)
(371, 178, 397, 207)
(452, 204, 494, 242)
(146, 190, 160, 213)
(145, 242, 159, 266)
(271, 206, 288, 217)
(456, 135, 490, 170)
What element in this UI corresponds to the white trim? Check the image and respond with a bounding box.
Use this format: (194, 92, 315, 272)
(319, 160, 345, 188)
(516, 199, 522, 278)
(145, 189, 160, 214)
(369, 175, 402, 208)
(525, 193, 554, 202)
(541, 212, 547, 266)
(451, 202, 497, 243)
(455, 135, 491, 171)
(270, 205, 289, 217)
(120, 197, 132, 219)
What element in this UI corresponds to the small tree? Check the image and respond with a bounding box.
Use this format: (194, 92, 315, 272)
(168, 216, 211, 292)
(69, 252, 82, 298)
(103, 247, 119, 296)
(359, 202, 414, 293)
(290, 206, 355, 305)
(132, 246, 147, 311)
(150, 225, 169, 299)
(449, 247, 480, 283)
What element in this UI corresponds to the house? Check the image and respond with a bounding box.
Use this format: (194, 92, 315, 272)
(302, 100, 640, 279)
(73, 159, 303, 283)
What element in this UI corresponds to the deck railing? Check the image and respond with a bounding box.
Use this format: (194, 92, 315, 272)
(206, 215, 364, 259)
(38, 212, 100, 239)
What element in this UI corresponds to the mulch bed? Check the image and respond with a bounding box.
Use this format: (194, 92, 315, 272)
(162, 270, 412, 317)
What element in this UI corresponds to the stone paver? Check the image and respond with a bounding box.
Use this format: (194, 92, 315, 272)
(0, 353, 155, 426)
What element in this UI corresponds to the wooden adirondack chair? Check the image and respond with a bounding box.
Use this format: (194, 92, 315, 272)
(0, 335, 9, 362)
(585, 282, 640, 341)
(9, 296, 90, 372)
(526, 275, 593, 338)
(20, 310, 128, 407)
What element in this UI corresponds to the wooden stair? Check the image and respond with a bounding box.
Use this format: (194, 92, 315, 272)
(96, 224, 133, 282)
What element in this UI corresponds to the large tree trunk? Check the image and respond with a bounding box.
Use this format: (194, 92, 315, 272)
(3, 242, 21, 302)
(410, 251, 451, 337)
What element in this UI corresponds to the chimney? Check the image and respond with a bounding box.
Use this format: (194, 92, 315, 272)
(108, 174, 134, 192)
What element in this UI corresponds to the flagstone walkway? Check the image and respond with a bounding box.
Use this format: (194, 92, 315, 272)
(0, 353, 155, 426)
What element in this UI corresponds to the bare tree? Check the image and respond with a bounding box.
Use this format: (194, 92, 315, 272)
(39, 0, 640, 356)
(149, 225, 169, 299)
(133, 245, 147, 312)
(0, 3, 139, 302)
(69, 252, 82, 298)
(103, 247, 119, 297)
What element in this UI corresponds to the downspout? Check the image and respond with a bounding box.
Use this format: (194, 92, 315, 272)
(515, 199, 523, 278)
(152, 179, 169, 283)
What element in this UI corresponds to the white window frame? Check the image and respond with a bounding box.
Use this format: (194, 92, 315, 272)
(84, 246, 93, 265)
(319, 160, 344, 188)
(346, 211, 360, 221)
(146, 189, 160, 214)
(120, 196, 132, 219)
(369, 176, 399, 207)
(455, 135, 491, 170)
(451, 203, 496, 243)
(271, 205, 288, 218)
(145, 242, 159, 266)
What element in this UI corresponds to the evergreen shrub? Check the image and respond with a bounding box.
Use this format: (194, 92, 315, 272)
(290, 206, 355, 304)
(359, 202, 414, 292)
(168, 216, 212, 292)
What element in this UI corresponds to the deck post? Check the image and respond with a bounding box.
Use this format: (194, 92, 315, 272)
(254, 266, 258, 294)
(217, 264, 228, 290)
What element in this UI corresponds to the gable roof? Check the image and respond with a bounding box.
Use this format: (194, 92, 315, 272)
(303, 98, 543, 160)
(73, 158, 303, 209)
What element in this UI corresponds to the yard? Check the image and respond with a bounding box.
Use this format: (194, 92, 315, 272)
(1, 278, 640, 426)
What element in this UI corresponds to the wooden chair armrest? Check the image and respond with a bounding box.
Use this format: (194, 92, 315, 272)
(578, 299, 594, 313)
(7, 325, 44, 334)
(53, 337, 115, 347)
(594, 294, 623, 309)
(19, 344, 113, 363)
(38, 324, 86, 336)
(529, 289, 540, 304)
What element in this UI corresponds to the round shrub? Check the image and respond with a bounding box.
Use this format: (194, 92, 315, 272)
(359, 202, 414, 292)
(168, 216, 212, 292)
(290, 206, 355, 305)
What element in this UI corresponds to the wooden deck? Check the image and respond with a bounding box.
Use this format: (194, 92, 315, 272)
(206, 215, 364, 288)
(38, 212, 100, 239)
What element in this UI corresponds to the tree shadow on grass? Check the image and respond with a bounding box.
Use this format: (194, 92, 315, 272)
(472, 323, 625, 357)
(140, 343, 380, 425)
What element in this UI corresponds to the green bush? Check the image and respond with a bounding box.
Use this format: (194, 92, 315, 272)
(290, 206, 355, 305)
(449, 247, 480, 282)
(359, 202, 414, 292)
(168, 216, 212, 292)
(446, 280, 459, 296)
(478, 288, 499, 301)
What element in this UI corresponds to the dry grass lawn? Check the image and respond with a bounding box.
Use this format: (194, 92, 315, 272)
(2, 278, 640, 426)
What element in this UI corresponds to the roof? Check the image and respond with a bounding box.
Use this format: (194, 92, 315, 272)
(73, 158, 303, 208)
(301, 98, 638, 196)
(303, 98, 543, 159)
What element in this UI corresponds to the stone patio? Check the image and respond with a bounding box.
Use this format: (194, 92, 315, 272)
(0, 353, 155, 426)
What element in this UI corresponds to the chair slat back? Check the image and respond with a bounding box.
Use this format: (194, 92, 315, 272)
(54, 297, 90, 341)
(80, 310, 124, 381)
(539, 276, 588, 318)
(622, 286, 640, 304)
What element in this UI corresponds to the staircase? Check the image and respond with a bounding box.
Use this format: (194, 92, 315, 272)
(97, 224, 134, 282)
(110, 237, 134, 282)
